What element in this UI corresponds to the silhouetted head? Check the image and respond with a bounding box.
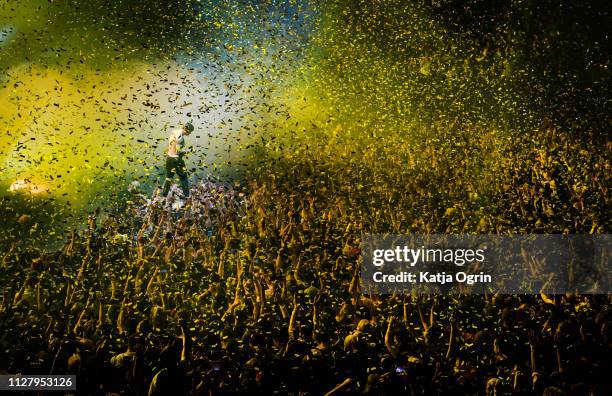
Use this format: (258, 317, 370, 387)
(182, 122, 194, 135)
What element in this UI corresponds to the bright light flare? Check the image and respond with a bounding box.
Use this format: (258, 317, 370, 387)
(9, 179, 49, 194)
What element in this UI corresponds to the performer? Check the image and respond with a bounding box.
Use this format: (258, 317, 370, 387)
(161, 122, 193, 197)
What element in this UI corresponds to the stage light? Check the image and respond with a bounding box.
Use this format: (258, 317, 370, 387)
(9, 179, 49, 194)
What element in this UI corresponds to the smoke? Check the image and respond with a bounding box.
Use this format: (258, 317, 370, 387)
(0, 0, 317, 212)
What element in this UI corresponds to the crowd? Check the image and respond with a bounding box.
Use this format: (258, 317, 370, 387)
(1, 124, 610, 395)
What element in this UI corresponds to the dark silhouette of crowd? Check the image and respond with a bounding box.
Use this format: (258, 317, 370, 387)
(1, 175, 610, 396)
(2, 112, 612, 396)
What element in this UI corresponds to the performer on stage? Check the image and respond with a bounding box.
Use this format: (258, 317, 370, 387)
(161, 122, 194, 197)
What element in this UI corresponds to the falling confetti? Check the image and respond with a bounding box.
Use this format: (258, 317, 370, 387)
(0, 1, 609, 394)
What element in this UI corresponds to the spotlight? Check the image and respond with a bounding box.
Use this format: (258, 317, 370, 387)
(9, 179, 49, 194)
